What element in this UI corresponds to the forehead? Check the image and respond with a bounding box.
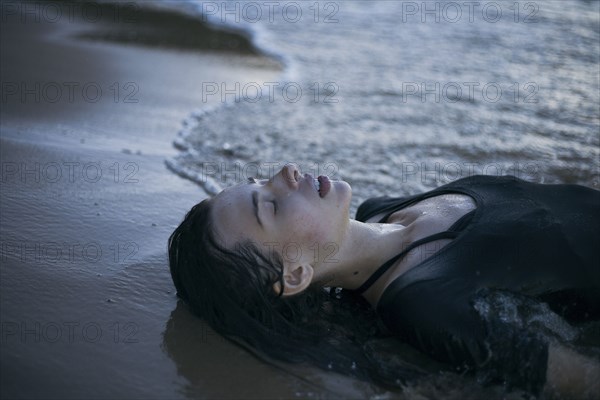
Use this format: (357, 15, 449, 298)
(210, 183, 259, 247)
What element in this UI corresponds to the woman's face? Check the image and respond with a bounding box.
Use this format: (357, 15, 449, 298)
(210, 164, 352, 267)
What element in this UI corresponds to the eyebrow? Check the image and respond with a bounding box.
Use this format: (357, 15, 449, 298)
(252, 190, 263, 228)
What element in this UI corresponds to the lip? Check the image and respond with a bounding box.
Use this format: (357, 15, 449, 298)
(303, 173, 330, 198)
(318, 175, 331, 198)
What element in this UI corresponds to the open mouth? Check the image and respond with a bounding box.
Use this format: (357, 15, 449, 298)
(315, 175, 330, 198)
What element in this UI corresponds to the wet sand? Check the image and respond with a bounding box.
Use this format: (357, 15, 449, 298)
(0, 2, 560, 400)
(0, 3, 337, 398)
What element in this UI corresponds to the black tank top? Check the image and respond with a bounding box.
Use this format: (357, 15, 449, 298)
(353, 175, 600, 395)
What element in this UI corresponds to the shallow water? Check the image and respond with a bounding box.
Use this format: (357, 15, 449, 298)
(159, 1, 600, 397)
(167, 0, 600, 217)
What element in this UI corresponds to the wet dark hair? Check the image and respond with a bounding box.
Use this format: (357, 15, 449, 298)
(168, 199, 429, 387)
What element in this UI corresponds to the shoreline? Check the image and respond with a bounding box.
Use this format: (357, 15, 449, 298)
(0, 2, 344, 399)
(2, 2, 590, 399)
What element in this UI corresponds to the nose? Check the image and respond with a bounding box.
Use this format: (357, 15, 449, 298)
(278, 164, 300, 189)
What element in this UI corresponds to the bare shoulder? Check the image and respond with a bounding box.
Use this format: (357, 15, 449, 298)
(361, 193, 477, 306)
(364, 193, 476, 224)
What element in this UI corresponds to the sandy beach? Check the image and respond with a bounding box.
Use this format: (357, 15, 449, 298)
(0, 2, 343, 398)
(3, 1, 597, 399)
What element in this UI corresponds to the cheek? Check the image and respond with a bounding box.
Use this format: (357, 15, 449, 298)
(285, 215, 331, 246)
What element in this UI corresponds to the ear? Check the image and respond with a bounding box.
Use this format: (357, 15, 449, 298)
(272, 264, 314, 297)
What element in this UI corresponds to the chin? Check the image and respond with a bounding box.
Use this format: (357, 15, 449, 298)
(336, 180, 352, 198)
(333, 180, 352, 208)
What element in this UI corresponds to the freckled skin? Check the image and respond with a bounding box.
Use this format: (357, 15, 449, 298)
(211, 164, 352, 268)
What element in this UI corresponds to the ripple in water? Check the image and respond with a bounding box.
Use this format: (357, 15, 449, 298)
(167, 0, 600, 218)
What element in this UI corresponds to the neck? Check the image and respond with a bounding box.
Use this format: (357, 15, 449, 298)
(315, 219, 406, 292)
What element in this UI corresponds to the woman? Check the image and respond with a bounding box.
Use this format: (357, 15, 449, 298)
(169, 164, 600, 398)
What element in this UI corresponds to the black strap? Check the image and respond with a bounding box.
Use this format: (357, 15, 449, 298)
(448, 209, 476, 232)
(351, 230, 459, 295)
